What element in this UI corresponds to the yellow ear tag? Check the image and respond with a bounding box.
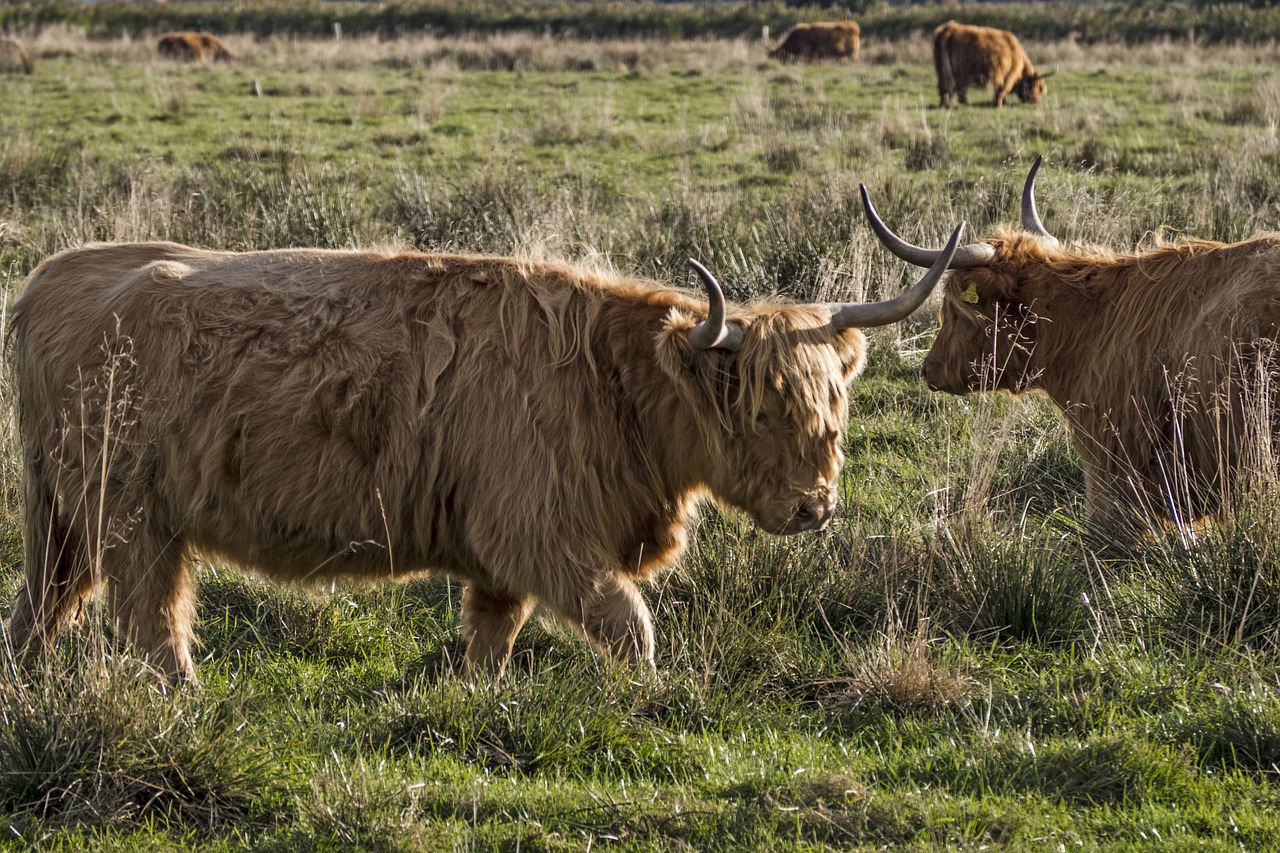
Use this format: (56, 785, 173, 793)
(960, 283, 980, 304)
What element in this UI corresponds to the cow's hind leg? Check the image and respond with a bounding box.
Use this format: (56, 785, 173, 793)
(6, 514, 95, 659)
(461, 583, 534, 678)
(6, 460, 96, 658)
(103, 516, 196, 684)
(546, 574, 655, 670)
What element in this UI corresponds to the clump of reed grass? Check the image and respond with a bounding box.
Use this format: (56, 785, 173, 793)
(0, 633, 296, 833)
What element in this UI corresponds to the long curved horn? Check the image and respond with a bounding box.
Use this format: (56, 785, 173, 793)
(688, 259, 744, 351)
(1021, 155, 1059, 245)
(830, 221, 966, 330)
(860, 185, 996, 269)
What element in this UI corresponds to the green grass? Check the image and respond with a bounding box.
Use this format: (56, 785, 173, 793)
(6, 20, 1280, 850)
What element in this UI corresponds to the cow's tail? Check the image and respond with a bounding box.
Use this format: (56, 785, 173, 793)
(932, 33, 955, 102)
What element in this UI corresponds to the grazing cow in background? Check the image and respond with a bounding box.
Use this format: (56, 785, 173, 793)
(6, 231, 962, 683)
(768, 22, 860, 62)
(0, 35, 33, 74)
(863, 156, 1280, 533)
(158, 31, 234, 62)
(932, 21, 1047, 108)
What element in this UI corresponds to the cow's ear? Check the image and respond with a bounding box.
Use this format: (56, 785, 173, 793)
(658, 308, 743, 370)
(657, 311, 701, 372)
(973, 269, 1026, 307)
(657, 311, 737, 405)
(831, 328, 868, 384)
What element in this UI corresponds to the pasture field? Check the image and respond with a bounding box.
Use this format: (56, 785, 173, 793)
(6, 24, 1280, 851)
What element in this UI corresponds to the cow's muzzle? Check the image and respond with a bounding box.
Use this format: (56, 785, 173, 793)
(782, 498, 837, 534)
(922, 360, 966, 394)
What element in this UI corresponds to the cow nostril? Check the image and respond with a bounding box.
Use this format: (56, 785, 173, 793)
(792, 501, 835, 531)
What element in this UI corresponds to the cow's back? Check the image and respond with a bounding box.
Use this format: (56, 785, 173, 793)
(0, 35, 32, 74)
(12, 244, 687, 583)
(770, 22, 859, 61)
(19, 244, 447, 576)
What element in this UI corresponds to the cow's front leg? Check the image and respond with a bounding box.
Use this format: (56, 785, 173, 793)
(461, 582, 533, 679)
(104, 516, 197, 684)
(548, 574, 655, 670)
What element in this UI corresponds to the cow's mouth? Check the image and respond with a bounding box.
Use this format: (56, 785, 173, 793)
(922, 364, 974, 395)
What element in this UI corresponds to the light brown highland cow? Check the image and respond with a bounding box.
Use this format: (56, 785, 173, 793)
(6, 236, 960, 682)
(768, 22, 860, 62)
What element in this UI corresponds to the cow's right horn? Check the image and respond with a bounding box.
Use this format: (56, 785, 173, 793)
(1021, 155, 1059, 245)
(829, 221, 966, 330)
(860, 185, 996, 269)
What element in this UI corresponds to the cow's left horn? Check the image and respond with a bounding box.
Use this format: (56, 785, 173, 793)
(1021, 155, 1059, 245)
(830, 221, 966, 330)
(860, 185, 996, 270)
(688, 259, 744, 351)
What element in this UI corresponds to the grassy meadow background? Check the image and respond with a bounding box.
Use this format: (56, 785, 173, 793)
(6, 5, 1280, 849)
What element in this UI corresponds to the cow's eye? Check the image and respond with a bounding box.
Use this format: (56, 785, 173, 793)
(753, 409, 769, 426)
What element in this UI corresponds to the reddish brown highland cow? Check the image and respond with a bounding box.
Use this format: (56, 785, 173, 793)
(768, 22, 860, 62)
(864, 157, 1280, 533)
(932, 21, 1047, 108)
(158, 31, 234, 62)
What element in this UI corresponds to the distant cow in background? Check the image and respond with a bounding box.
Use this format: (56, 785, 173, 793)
(0, 35, 33, 74)
(864, 157, 1280, 533)
(932, 21, 1047, 108)
(5, 231, 962, 684)
(768, 22, 860, 62)
(158, 31, 234, 62)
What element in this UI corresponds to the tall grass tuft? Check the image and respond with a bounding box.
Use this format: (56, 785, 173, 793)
(0, 636, 296, 834)
(929, 520, 1089, 644)
(1129, 495, 1280, 651)
(827, 619, 975, 716)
